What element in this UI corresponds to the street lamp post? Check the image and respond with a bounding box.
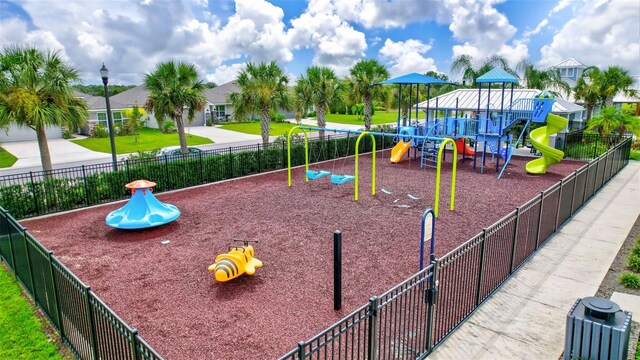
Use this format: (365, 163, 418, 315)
(100, 63, 118, 171)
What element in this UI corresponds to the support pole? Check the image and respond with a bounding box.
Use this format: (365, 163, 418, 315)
(334, 230, 342, 311)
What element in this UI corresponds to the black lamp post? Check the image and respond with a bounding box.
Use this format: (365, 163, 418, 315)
(100, 63, 118, 171)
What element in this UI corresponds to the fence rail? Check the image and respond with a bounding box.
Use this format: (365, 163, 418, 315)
(279, 137, 632, 359)
(561, 128, 629, 160)
(0, 209, 163, 360)
(0, 133, 394, 220)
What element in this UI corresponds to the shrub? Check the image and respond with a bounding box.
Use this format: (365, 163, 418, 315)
(273, 113, 286, 122)
(628, 254, 640, 273)
(206, 119, 213, 126)
(630, 150, 640, 161)
(62, 129, 74, 139)
(337, 106, 346, 115)
(307, 110, 316, 118)
(114, 122, 128, 136)
(633, 245, 640, 257)
(162, 120, 176, 134)
(620, 272, 640, 289)
(127, 149, 159, 160)
(92, 124, 108, 138)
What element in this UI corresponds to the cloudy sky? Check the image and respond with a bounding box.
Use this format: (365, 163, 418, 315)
(1, 0, 638, 85)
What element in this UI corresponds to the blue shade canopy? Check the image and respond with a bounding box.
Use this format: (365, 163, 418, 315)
(476, 68, 519, 83)
(375, 72, 450, 85)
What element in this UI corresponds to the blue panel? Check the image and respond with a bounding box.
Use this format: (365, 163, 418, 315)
(331, 174, 355, 185)
(476, 68, 519, 83)
(376, 73, 450, 85)
(306, 170, 331, 180)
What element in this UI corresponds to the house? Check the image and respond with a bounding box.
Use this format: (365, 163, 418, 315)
(203, 81, 240, 123)
(109, 85, 166, 128)
(74, 91, 129, 136)
(418, 88, 585, 131)
(0, 91, 128, 142)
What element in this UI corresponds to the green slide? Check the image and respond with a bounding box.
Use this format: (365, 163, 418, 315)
(526, 113, 568, 174)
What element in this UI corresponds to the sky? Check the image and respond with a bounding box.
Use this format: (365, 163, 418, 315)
(0, 0, 638, 86)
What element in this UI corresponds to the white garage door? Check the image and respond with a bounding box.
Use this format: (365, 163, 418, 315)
(0, 124, 62, 143)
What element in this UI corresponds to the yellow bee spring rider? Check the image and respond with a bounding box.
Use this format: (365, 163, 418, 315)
(208, 240, 263, 282)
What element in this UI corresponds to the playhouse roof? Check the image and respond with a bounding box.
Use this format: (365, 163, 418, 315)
(476, 68, 519, 83)
(418, 88, 584, 114)
(375, 73, 450, 85)
(126, 180, 157, 189)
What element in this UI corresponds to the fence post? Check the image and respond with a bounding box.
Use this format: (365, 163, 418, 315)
(475, 229, 487, 306)
(81, 165, 90, 206)
(29, 171, 39, 216)
(7, 219, 16, 273)
(163, 155, 170, 190)
(367, 296, 378, 360)
(426, 256, 439, 352)
(125, 159, 131, 182)
(282, 141, 287, 168)
(570, 171, 578, 217)
(130, 328, 140, 360)
(228, 148, 234, 178)
(48, 251, 65, 338)
(333, 230, 342, 311)
(257, 144, 262, 173)
(554, 180, 563, 232)
(297, 341, 306, 359)
(592, 135, 599, 159)
(535, 192, 544, 250)
(582, 164, 590, 205)
(509, 207, 520, 274)
(23, 229, 36, 295)
(601, 151, 609, 185)
(84, 286, 99, 360)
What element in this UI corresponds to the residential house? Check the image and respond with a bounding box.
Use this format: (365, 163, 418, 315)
(74, 91, 129, 136)
(203, 81, 239, 123)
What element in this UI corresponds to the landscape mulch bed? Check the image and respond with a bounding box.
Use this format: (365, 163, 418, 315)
(22, 151, 585, 359)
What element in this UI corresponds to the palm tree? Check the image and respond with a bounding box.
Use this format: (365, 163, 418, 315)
(593, 66, 637, 107)
(588, 106, 640, 137)
(0, 46, 88, 172)
(228, 61, 291, 145)
(574, 70, 600, 121)
(450, 54, 516, 87)
(516, 60, 570, 97)
(347, 60, 389, 130)
(295, 66, 344, 139)
(144, 60, 206, 155)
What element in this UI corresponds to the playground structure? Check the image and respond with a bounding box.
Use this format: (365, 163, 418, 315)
(208, 240, 263, 282)
(105, 180, 180, 229)
(380, 69, 563, 178)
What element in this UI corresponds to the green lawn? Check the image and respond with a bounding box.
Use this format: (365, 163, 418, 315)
(322, 111, 399, 125)
(220, 121, 302, 136)
(72, 128, 212, 154)
(0, 264, 64, 359)
(0, 148, 17, 168)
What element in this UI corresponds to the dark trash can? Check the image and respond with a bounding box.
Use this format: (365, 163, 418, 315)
(564, 297, 632, 360)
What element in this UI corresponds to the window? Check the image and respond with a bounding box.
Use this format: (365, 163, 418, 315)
(567, 68, 574, 78)
(214, 105, 226, 120)
(97, 111, 126, 127)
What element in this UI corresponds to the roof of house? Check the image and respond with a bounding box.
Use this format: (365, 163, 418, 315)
(74, 91, 128, 111)
(476, 68, 519, 83)
(204, 81, 240, 104)
(109, 85, 149, 108)
(554, 58, 587, 68)
(418, 88, 584, 114)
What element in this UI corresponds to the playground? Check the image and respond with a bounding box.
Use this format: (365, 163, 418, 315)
(22, 149, 585, 359)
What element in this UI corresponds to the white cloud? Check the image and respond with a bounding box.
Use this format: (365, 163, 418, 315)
(379, 39, 437, 77)
(549, 0, 573, 15)
(205, 62, 246, 85)
(522, 18, 549, 41)
(539, 0, 640, 72)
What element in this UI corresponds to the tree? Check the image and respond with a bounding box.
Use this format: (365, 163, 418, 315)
(516, 60, 570, 97)
(144, 60, 206, 154)
(574, 70, 600, 121)
(227, 61, 291, 145)
(0, 46, 88, 172)
(295, 66, 344, 139)
(450, 54, 516, 87)
(347, 60, 389, 130)
(124, 101, 146, 142)
(587, 106, 640, 137)
(593, 66, 637, 107)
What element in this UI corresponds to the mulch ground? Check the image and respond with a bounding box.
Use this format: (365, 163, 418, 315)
(22, 150, 585, 359)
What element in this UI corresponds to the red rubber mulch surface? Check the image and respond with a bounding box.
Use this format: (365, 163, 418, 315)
(23, 152, 585, 359)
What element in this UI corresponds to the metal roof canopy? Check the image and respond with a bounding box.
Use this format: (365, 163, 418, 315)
(375, 72, 450, 85)
(476, 68, 519, 83)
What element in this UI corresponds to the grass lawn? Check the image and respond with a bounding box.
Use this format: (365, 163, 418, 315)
(0, 148, 17, 168)
(220, 121, 303, 136)
(0, 264, 65, 359)
(72, 128, 212, 154)
(322, 111, 399, 126)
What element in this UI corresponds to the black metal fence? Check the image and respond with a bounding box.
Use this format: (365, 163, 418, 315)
(561, 129, 628, 160)
(0, 208, 163, 359)
(0, 133, 394, 220)
(280, 137, 632, 359)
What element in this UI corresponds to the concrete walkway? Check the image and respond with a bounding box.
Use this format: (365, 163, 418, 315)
(430, 161, 640, 359)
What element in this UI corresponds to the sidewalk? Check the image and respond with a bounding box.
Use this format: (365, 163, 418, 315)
(430, 161, 640, 359)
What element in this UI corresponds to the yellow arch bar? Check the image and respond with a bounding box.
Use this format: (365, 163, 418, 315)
(354, 132, 376, 201)
(434, 138, 457, 217)
(287, 126, 309, 186)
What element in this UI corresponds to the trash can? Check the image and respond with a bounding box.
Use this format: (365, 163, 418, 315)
(564, 297, 632, 360)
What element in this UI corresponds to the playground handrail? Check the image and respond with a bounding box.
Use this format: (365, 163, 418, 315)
(287, 126, 309, 186)
(434, 138, 457, 217)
